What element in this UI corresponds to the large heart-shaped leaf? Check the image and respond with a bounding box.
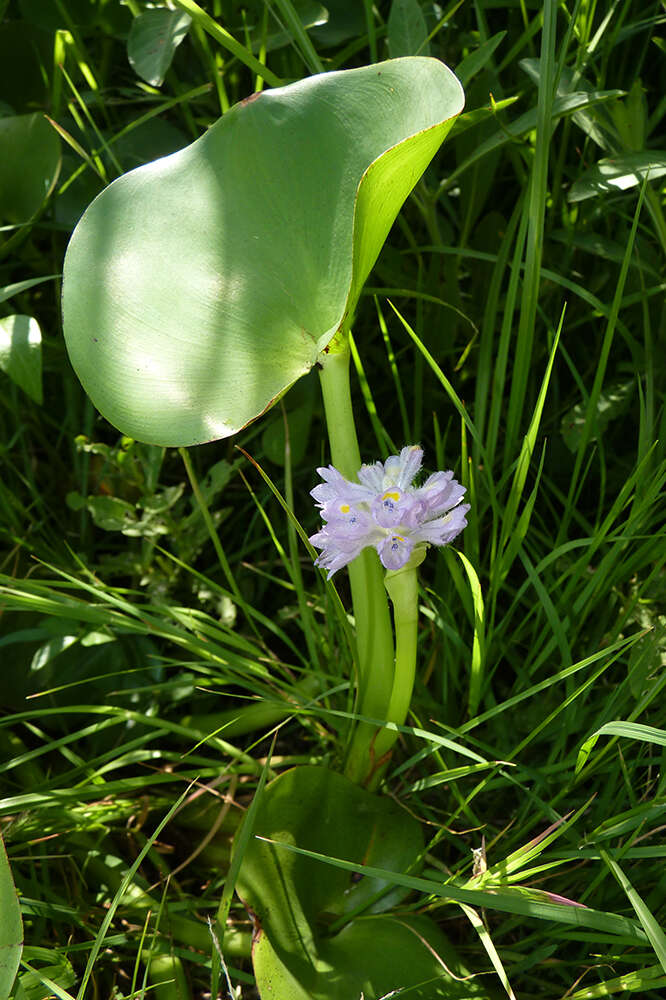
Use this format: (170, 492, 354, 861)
(235, 766, 492, 999)
(62, 58, 463, 446)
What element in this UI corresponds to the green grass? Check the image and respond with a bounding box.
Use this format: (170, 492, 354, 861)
(1, 0, 665, 998)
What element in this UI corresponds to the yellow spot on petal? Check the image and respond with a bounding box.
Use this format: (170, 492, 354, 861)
(340, 503, 350, 513)
(382, 490, 400, 502)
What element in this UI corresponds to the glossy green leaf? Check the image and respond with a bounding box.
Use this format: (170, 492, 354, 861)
(0, 114, 61, 224)
(569, 152, 666, 202)
(127, 8, 192, 87)
(0, 315, 43, 403)
(561, 380, 634, 453)
(62, 59, 464, 446)
(311, 0, 365, 47)
(0, 833, 23, 998)
(30, 634, 79, 672)
(388, 0, 430, 58)
(520, 60, 619, 154)
(235, 766, 491, 999)
(455, 32, 506, 87)
(252, 912, 489, 1000)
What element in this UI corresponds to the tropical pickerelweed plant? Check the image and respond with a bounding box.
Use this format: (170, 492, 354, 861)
(59, 54, 488, 998)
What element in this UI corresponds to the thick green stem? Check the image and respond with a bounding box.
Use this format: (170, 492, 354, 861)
(317, 338, 395, 782)
(373, 562, 421, 763)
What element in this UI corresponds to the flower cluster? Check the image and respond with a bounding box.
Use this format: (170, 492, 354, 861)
(309, 445, 469, 578)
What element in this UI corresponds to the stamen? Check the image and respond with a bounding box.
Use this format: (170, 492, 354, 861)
(382, 489, 401, 512)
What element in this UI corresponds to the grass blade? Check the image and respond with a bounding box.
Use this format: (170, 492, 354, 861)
(577, 721, 666, 774)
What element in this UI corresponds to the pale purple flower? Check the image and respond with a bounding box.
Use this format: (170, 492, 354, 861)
(309, 445, 470, 578)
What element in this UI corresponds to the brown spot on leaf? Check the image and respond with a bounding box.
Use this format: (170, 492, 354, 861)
(245, 903, 263, 945)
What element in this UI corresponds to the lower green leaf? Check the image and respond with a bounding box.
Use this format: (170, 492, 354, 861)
(235, 766, 494, 999)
